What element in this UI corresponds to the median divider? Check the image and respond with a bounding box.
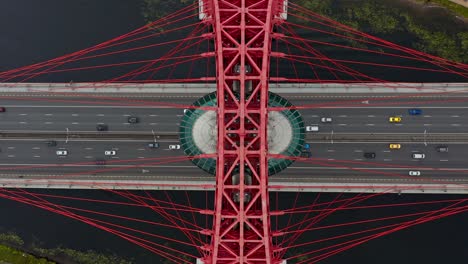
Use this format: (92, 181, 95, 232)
(0, 131, 179, 140)
(305, 133, 468, 143)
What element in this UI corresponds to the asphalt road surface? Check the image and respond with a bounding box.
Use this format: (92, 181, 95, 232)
(0, 93, 467, 186)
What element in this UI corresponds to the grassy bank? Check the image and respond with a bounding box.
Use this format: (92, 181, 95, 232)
(416, 0, 468, 18)
(0, 232, 133, 264)
(0, 244, 55, 264)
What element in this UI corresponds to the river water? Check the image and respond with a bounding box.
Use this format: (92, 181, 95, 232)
(0, 1, 467, 264)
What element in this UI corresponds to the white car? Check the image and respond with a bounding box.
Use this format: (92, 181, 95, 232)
(105, 150, 116, 156)
(306, 125, 319, 132)
(169, 144, 181, 150)
(412, 153, 425, 159)
(321, 117, 332, 123)
(409, 171, 421, 176)
(56, 150, 68, 156)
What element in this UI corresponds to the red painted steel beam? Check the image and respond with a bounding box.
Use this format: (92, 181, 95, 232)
(199, 0, 287, 263)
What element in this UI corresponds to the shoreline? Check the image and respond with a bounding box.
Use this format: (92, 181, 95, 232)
(406, 0, 468, 22)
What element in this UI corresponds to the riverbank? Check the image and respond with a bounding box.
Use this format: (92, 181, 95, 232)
(0, 232, 133, 264)
(414, 0, 468, 19)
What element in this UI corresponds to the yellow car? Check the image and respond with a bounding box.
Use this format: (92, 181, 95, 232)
(389, 116, 402, 123)
(389, 144, 401, 149)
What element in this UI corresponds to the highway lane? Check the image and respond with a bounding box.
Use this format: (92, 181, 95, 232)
(0, 140, 467, 183)
(0, 97, 468, 133)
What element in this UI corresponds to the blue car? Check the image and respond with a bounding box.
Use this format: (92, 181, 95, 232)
(408, 109, 422, 115)
(304, 143, 311, 150)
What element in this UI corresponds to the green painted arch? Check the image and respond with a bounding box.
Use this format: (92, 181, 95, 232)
(179, 92, 305, 176)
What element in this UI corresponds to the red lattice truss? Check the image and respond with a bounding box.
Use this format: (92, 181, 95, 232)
(199, 0, 286, 263)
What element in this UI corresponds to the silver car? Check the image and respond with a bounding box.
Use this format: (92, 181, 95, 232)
(409, 171, 421, 176)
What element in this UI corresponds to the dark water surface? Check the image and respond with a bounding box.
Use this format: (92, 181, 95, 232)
(0, 1, 467, 264)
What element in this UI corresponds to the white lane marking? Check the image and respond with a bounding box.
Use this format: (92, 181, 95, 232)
(367, 115, 375, 117)
(85, 156, 93, 159)
(176, 115, 183, 117)
(123, 114, 131, 116)
(32, 147, 40, 150)
(311, 115, 319, 117)
(423, 115, 432, 118)
(44, 122, 53, 125)
(354, 159, 363, 161)
(85, 148, 93, 150)
(72, 122, 79, 125)
(137, 148, 146, 151)
(338, 115, 347, 117)
(45, 113, 53, 116)
(97, 114, 105, 116)
(7, 155, 15, 158)
(7, 147, 15, 149)
(365, 124, 374, 126)
(440, 159, 449, 162)
(150, 123, 158, 125)
(384, 159, 392, 161)
(338, 124, 347, 126)
(354, 150, 363, 152)
(382, 150, 390, 153)
(327, 158, 335, 161)
(138, 157, 145, 159)
(19, 122, 27, 124)
(424, 124, 432, 126)
(149, 114, 159, 117)
(72, 114, 79, 116)
(123, 123, 131, 125)
(33, 155, 41, 158)
(19, 113, 28, 116)
(451, 124, 461, 126)
(451, 115, 460, 118)
(395, 124, 403, 126)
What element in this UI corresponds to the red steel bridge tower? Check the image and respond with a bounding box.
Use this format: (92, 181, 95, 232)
(199, 0, 288, 263)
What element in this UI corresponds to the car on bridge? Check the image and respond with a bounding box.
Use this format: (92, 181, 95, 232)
(105, 150, 116, 156)
(148, 142, 159, 148)
(45, 140, 57, 147)
(412, 153, 425, 159)
(56, 149, 68, 156)
(389, 116, 402, 123)
(306, 125, 319, 132)
(169, 144, 181, 150)
(127, 116, 139, 124)
(436, 146, 448, 152)
(408, 109, 422, 115)
(96, 124, 108, 131)
(364, 152, 376, 159)
(389, 144, 401, 149)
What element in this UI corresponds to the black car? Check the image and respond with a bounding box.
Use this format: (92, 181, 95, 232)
(45, 140, 57, 147)
(364, 152, 376, 159)
(0, 107, 5, 112)
(148, 142, 159, 148)
(96, 124, 108, 131)
(128, 116, 139, 124)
